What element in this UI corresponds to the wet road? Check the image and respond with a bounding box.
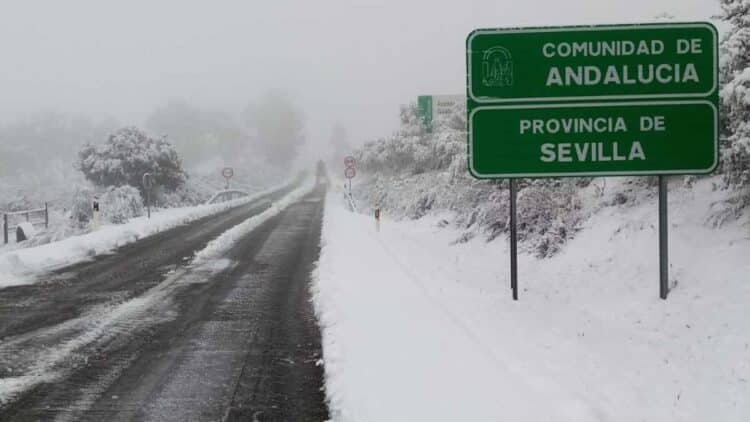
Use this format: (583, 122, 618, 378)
(0, 185, 329, 421)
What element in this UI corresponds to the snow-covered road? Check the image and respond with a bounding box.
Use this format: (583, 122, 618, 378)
(0, 183, 329, 421)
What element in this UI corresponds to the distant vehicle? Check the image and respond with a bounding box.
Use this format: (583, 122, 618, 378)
(316, 160, 330, 187)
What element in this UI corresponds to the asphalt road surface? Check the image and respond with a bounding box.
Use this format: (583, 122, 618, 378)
(0, 184, 329, 421)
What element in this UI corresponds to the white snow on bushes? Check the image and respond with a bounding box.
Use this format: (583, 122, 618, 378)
(0, 183, 289, 288)
(313, 179, 750, 422)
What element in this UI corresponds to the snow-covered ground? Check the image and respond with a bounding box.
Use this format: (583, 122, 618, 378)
(0, 183, 290, 288)
(313, 179, 750, 422)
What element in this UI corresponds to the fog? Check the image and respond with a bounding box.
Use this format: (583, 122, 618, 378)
(0, 0, 718, 174)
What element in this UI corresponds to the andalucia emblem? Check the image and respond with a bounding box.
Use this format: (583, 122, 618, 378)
(482, 46, 513, 87)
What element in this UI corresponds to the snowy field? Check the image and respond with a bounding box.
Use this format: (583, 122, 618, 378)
(313, 179, 750, 422)
(0, 182, 291, 288)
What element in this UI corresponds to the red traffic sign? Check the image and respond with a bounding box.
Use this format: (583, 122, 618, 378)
(344, 156, 355, 168)
(222, 167, 234, 179)
(344, 167, 356, 179)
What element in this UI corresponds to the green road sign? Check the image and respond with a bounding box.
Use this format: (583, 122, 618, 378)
(469, 101, 717, 178)
(466, 22, 719, 178)
(418, 95, 464, 133)
(417, 95, 433, 131)
(467, 23, 717, 103)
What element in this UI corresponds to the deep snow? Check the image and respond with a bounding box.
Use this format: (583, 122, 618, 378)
(313, 179, 750, 421)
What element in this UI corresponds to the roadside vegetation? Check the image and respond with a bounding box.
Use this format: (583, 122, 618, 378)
(353, 3, 750, 257)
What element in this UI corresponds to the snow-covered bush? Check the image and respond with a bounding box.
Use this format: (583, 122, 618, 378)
(77, 126, 187, 197)
(70, 187, 95, 226)
(352, 102, 588, 256)
(155, 183, 209, 208)
(100, 185, 144, 224)
(517, 179, 585, 257)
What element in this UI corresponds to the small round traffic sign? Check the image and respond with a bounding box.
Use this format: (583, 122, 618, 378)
(344, 167, 356, 179)
(344, 156, 355, 168)
(222, 167, 234, 179)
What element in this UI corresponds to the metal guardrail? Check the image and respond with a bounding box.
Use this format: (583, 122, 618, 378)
(204, 189, 250, 205)
(3, 203, 49, 244)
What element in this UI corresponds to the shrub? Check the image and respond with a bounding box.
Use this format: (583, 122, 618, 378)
(70, 187, 95, 227)
(100, 185, 144, 224)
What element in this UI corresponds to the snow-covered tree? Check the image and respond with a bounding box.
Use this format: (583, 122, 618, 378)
(357, 104, 436, 174)
(719, 0, 750, 190)
(77, 127, 187, 197)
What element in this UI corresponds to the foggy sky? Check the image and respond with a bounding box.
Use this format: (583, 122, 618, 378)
(0, 0, 719, 154)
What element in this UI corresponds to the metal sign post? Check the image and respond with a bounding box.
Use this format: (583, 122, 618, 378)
(344, 156, 356, 194)
(509, 180, 518, 300)
(344, 167, 356, 193)
(659, 176, 669, 299)
(466, 22, 718, 300)
(142, 173, 153, 219)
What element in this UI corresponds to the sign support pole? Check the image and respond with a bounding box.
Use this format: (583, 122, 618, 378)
(659, 176, 669, 300)
(509, 179, 518, 301)
(143, 173, 153, 219)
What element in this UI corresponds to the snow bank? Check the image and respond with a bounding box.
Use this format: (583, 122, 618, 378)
(313, 180, 750, 421)
(193, 181, 316, 263)
(0, 182, 291, 288)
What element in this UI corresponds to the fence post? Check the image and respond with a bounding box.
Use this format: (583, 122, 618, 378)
(3, 214, 7, 245)
(45, 202, 49, 228)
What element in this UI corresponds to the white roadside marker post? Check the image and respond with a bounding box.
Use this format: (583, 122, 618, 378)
(92, 197, 100, 230)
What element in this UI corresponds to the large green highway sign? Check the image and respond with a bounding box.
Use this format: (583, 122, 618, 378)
(471, 101, 716, 177)
(466, 23, 718, 178)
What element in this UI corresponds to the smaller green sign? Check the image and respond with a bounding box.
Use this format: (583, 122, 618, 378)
(469, 101, 717, 178)
(417, 95, 433, 131)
